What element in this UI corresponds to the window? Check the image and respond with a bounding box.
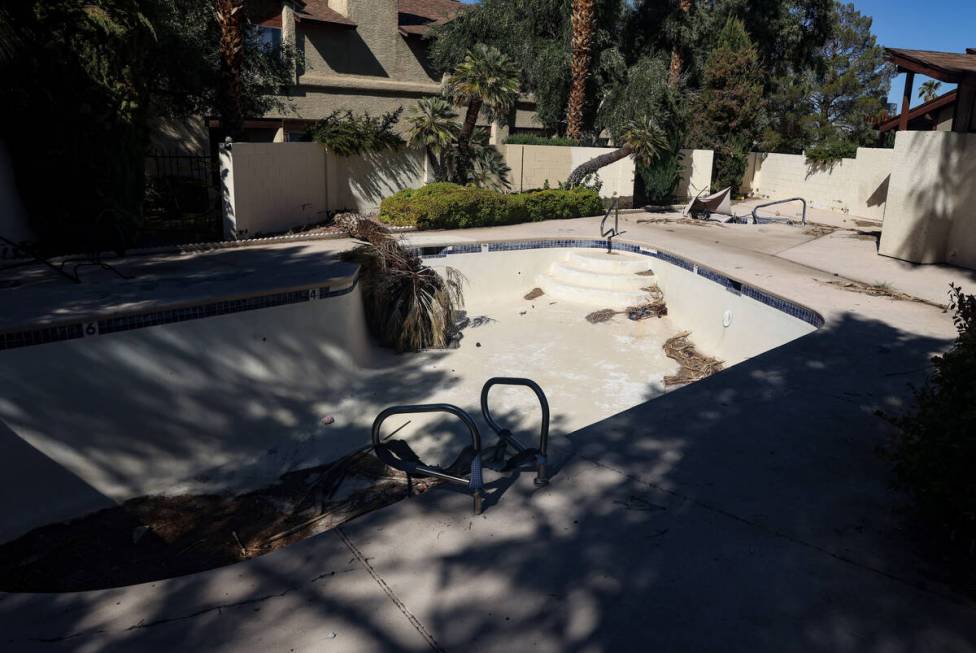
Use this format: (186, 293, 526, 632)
(255, 26, 282, 53)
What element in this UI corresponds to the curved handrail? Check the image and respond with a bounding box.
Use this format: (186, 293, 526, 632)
(750, 197, 807, 225)
(480, 377, 551, 486)
(371, 403, 484, 513)
(600, 195, 624, 253)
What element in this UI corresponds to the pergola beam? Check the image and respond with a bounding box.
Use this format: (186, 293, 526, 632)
(899, 70, 915, 132)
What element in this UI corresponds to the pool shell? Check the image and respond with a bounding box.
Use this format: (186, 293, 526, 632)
(0, 237, 823, 547)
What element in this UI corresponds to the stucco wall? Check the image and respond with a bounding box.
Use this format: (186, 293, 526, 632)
(0, 141, 32, 253)
(675, 149, 715, 200)
(220, 142, 328, 238)
(879, 130, 976, 269)
(740, 148, 893, 221)
(504, 145, 713, 201)
(505, 144, 634, 199)
(220, 142, 428, 237)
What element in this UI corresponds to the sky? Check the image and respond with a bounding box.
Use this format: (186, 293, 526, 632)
(459, 0, 975, 111)
(852, 0, 976, 108)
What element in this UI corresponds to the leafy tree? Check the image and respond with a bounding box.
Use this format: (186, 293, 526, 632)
(307, 110, 405, 157)
(567, 0, 596, 138)
(1, 0, 295, 253)
(566, 117, 668, 187)
(445, 44, 520, 184)
(431, 0, 627, 135)
(691, 17, 765, 191)
(918, 80, 942, 103)
(404, 97, 460, 182)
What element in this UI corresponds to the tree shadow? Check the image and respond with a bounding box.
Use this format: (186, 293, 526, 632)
(5, 310, 976, 651)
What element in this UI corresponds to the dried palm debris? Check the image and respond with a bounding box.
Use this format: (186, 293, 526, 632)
(524, 288, 544, 300)
(663, 331, 723, 386)
(586, 309, 617, 323)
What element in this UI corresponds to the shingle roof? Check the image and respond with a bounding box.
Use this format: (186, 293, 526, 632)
(398, 0, 466, 37)
(885, 48, 976, 83)
(296, 0, 357, 27)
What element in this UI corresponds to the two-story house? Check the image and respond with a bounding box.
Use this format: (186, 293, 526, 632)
(239, 0, 541, 142)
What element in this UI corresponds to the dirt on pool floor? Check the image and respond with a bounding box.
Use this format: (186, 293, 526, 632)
(0, 453, 432, 592)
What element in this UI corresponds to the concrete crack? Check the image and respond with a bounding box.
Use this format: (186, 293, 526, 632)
(337, 526, 445, 653)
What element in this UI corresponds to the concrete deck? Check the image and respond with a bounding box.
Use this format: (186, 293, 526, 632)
(2, 215, 975, 652)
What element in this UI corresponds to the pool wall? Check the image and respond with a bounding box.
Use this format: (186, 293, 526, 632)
(0, 239, 822, 543)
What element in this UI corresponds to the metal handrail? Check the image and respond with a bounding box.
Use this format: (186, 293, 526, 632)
(480, 377, 550, 486)
(750, 197, 807, 225)
(600, 195, 624, 253)
(371, 403, 484, 513)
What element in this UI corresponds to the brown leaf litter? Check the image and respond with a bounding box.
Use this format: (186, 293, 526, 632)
(663, 331, 723, 386)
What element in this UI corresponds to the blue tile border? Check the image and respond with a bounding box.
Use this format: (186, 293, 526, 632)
(0, 278, 359, 352)
(425, 238, 825, 329)
(1, 236, 824, 353)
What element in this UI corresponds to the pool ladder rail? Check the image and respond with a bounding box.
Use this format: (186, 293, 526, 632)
(600, 195, 625, 254)
(371, 377, 550, 515)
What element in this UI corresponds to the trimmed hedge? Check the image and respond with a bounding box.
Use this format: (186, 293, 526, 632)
(504, 134, 581, 147)
(378, 183, 604, 230)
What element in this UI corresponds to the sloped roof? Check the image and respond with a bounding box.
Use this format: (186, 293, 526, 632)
(398, 0, 466, 37)
(885, 48, 976, 83)
(296, 0, 357, 27)
(878, 89, 958, 134)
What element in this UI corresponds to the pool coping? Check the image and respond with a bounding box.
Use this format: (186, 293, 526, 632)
(0, 236, 824, 353)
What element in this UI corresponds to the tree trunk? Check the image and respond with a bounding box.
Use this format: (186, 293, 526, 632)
(566, 146, 631, 187)
(566, 0, 594, 139)
(215, 0, 245, 141)
(454, 98, 482, 183)
(426, 146, 445, 182)
(669, 0, 693, 87)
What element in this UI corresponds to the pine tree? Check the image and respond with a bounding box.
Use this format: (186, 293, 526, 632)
(691, 17, 765, 192)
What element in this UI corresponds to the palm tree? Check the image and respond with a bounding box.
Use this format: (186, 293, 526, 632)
(405, 97, 459, 182)
(918, 80, 942, 103)
(446, 44, 520, 183)
(215, 0, 245, 140)
(566, 117, 667, 187)
(566, 0, 595, 139)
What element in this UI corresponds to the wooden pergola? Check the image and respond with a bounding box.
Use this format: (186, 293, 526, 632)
(885, 47, 976, 133)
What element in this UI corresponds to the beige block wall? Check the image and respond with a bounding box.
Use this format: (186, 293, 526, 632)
(220, 142, 429, 237)
(505, 145, 713, 201)
(325, 148, 426, 213)
(220, 142, 328, 238)
(741, 148, 893, 221)
(879, 130, 976, 269)
(675, 149, 715, 199)
(505, 144, 635, 198)
(0, 141, 32, 251)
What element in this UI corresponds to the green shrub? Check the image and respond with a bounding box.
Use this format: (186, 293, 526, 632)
(887, 284, 976, 585)
(504, 134, 581, 147)
(378, 184, 603, 230)
(639, 148, 684, 204)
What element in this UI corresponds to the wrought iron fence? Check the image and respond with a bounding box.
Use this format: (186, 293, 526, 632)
(142, 154, 223, 245)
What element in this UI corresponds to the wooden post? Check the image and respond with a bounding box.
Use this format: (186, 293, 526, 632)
(952, 78, 976, 133)
(899, 70, 915, 131)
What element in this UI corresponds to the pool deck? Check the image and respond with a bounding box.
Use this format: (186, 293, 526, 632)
(3, 214, 976, 651)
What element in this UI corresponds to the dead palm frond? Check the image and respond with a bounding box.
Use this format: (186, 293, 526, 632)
(342, 230, 465, 352)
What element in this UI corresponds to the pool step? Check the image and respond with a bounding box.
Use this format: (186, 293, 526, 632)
(565, 250, 651, 275)
(549, 261, 650, 291)
(535, 276, 652, 310)
(535, 250, 656, 310)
